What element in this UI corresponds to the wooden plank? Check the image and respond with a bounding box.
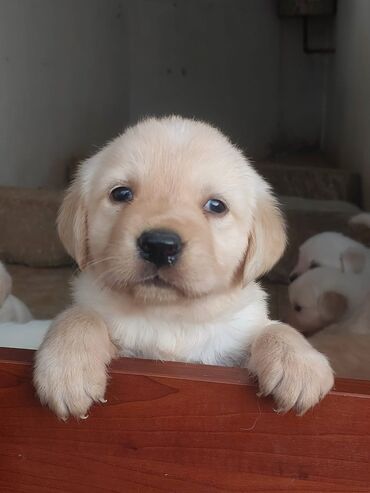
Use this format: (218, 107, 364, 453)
(0, 348, 369, 492)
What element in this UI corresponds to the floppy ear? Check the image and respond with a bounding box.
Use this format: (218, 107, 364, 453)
(0, 263, 12, 306)
(318, 291, 348, 324)
(57, 176, 88, 270)
(340, 246, 367, 273)
(243, 185, 287, 284)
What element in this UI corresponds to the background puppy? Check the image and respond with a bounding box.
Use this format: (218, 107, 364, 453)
(0, 261, 33, 323)
(287, 265, 370, 379)
(287, 265, 370, 334)
(289, 232, 370, 281)
(34, 116, 333, 419)
(349, 212, 370, 229)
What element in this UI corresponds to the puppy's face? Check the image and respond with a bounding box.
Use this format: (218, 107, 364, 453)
(287, 268, 348, 334)
(59, 117, 286, 304)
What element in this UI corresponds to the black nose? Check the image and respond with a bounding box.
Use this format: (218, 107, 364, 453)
(137, 229, 182, 267)
(289, 272, 298, 283)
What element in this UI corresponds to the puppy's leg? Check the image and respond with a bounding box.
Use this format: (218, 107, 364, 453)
(34, 306, 116, 419)
(246, 323, 334, 414)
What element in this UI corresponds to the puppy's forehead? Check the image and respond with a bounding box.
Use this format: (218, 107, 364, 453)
(90, 118, 252, 193)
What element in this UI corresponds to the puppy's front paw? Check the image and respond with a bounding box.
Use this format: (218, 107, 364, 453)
(33, 307, 115, 419)
(34, 348, 108, 419)
(248, 323, 334, 414)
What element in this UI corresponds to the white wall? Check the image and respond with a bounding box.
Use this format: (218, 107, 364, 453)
(0, 0, 328, 188)
(127, 0, 281, 158)
(127, 0, 326, 158)
(324, 0, 370, 208)
(0, 0, 129, 188)
(277, 17, 330, 153)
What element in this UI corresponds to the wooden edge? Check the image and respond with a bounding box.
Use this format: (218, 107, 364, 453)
(1, 346, 370, 396)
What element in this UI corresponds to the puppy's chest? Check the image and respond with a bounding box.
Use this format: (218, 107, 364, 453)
(106, 314, 252, 366)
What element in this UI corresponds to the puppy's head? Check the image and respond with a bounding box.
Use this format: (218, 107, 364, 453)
(286, 267, 348, 334)
(289, 232, 366, 282)
(0, 261, 12, 306)
(58, 116, 286, 304)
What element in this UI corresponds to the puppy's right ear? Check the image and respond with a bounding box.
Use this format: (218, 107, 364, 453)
(0, 263, 12, 306)
(57, 176, 88, 270)
(318, 291, 348, 324)
(340, 246, 366, 273)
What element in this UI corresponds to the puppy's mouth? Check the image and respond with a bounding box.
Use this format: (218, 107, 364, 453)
(141, 275, 174, 289)
(98, 260, 202, 299)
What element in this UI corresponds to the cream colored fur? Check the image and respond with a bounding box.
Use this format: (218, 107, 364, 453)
(34, 116, 333, 419)
(349, 212, 370, 229)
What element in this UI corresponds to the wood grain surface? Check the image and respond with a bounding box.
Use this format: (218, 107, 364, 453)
(0, 348, 369, 493)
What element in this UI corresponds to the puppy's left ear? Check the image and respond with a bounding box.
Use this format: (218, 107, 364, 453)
(340, 246, 367, 273)
(243, 183, 286, 284)
(318, 291, 348, 324)
(57, 174, 88, 270)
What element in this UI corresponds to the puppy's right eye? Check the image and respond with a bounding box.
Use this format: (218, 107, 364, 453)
(110, 186, 133, 203)
(294, 304, 302, 312)
(203, 198, 228, 214)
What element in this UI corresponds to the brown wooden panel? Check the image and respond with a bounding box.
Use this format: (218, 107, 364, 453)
(0, 348, 369, 492)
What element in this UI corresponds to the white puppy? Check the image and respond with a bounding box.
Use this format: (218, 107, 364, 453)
(287, 265, 370, 379)
(287, 266, 370, 334)
(0, 262, 33, 323)
(34, 116, 333, 419)
(349, 212, 370, 229)
(289, 232, 370, 282)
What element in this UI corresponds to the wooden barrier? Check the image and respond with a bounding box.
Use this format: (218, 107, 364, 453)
(0, 348, 369, 492)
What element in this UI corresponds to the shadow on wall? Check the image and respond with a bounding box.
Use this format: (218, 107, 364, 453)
(0, 0, 333, 189)
(324, 1, 370, 209)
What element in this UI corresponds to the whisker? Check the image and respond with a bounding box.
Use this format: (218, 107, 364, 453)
(84, 256, 122, 268)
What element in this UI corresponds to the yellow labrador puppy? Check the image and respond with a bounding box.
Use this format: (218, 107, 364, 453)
(34, 116, 333, 419)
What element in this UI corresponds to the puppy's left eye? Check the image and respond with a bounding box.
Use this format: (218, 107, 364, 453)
(110, 186, 133, 203)
(204, 199, 228, 214)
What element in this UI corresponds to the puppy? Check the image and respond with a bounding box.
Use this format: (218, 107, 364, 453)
(287, 265, 370, 379)
(287, 265, 370, 335)
(34, 116, 333, 419)
(289, 232, 369, 282)
(0, 262, 33, 323)
(349, 212, 370, 229)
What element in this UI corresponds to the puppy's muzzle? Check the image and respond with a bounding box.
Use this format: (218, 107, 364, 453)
(137, 229, 182, 267)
